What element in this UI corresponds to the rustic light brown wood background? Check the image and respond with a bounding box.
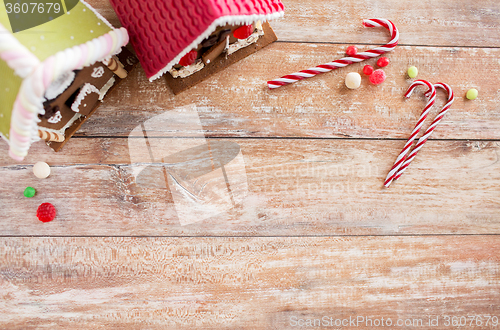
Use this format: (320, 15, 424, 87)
(1, 0, 499, 329)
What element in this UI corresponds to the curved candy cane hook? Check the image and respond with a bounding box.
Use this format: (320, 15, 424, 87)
(393, 83, 454, 182)
(267, 18, 399, 89)
(384, 80, 436, 188)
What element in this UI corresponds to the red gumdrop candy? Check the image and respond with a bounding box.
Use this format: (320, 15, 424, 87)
(346, 45, 357, 57)
(178, 50, 198, 67)
(376, 57, 390, 67)
(369, 69, 387, 85)
(233, 24, 254, 39)
(363, 65, 374, 75)
(37, 203, 56, 222)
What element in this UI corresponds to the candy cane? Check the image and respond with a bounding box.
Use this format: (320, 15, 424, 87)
(393, 83, 454, 182)
(267, 18, 399, 89)
(384, 80, 436, 188)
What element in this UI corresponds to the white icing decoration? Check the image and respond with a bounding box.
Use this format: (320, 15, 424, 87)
(44, 71, 76, 100)
(91, 66, 105, 78)
(227, 27, 263, 55)
(169, 59, 204, 78)
(47, 111, 62, 124)
(98, 76, 116, 100)
(169, 24, 264, 79)
(38, 113, 82, 136)
(148, 11, 285, 81)
(71, 83, 100, 112)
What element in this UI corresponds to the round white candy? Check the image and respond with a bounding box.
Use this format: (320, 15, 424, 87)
(345, 72, 361, 89)
(33, 161, 51, 179)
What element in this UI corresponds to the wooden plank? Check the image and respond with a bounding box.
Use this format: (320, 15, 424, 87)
(71, 44, 500, 140)
(271, 0, 500, 47)
(85, 0, 500, 47)
(1, 138, 499, 236)
(1, 236, 499, 329)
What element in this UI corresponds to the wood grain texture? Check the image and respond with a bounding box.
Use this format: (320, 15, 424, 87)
(1, 0, 499, 328)
(1, 138, 499, 236)
(1, 237, 499, 329)
(272, 0, 500, 47)
(66, 44, 500, 140)
(86, 0, 500, 47)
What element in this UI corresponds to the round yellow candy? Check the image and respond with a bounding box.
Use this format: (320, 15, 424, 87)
(466, 88, 478, 100)
(407, 66, 418, 79)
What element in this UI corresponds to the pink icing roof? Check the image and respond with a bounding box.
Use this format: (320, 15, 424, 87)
(110, 0, 284, 81)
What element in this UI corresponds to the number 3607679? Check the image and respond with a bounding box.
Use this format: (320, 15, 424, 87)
(444, 316, 499, 327)
(5, 2, 61, 14)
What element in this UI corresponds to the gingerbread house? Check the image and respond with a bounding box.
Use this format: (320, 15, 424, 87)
(110, 0, 285, 94)
(0, 0, 137, 161)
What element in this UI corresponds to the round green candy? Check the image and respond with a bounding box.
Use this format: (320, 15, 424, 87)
(466, 88, 478, 100)
(407, 66, 418, 79)
(24, 187, 36, 198)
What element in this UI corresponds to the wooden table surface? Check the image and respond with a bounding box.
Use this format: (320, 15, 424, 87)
(1, 0, 500, 329)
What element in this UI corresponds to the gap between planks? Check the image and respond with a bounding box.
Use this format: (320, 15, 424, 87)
(275, 40, 500, 50)
(2, 234, 500, 238)
(71, 136, 500, 142)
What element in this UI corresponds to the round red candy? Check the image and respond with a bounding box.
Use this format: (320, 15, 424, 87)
(363, 65, 374, 76)
(178, 50, 198, 67)
(346, 45, 358, 57)
(376, 57, 390, 67)
(233, 24, 254, 39)
(37, 203, 56, 222)
(369, 69, 386, 85)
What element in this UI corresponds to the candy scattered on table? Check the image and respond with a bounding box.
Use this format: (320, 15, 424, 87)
(466, 88, 478, 100)
(363, 65, 374, 76)
(24, 187, 36, 198)
(407, 66, 418, 78)
(268, 19, 399, 89)
(345, 72, 361, 89)
(346, 45, 358, 56)
(376, 57, 390, 67)
(369, 69, 386, 85)
(33, 161, 51, 179)
(36, 203, 56, 222)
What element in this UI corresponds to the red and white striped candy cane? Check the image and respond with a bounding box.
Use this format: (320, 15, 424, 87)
(384, 80, 436, 188)
(267, 18, 399, 89)
(393, 83, 454, 182)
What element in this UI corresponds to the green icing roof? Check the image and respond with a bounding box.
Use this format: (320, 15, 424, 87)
(0, 60, 22, 140)
(0, 0, 112, 62)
